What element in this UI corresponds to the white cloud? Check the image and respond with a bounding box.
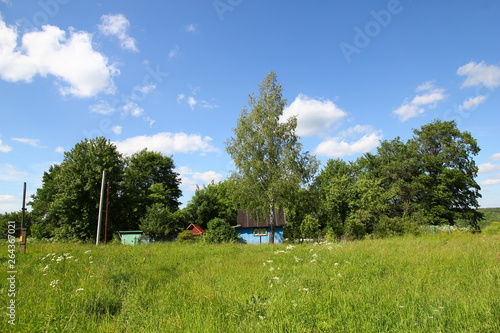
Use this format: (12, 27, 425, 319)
(122, 101, 144, 117)
(0, 164, 29, 181)
(89, 100, 115, 115)
(478, 163, 500, 175)
(489, 153, 500, 161)
(0, 194, 19, 213)
(0, 17, 117, 97)
(177, 92, 218, 110)
(184, 24, 199, 34)
(281, 94, 347, 137)
(98, 14, 138, 52)
(314, 125, 382, 157)
(393, 82, 447, 122)
(168, 45, 180, 59)
(0, 194, 16, 202)
(177, 166, 223, 191)
(459, 95, 488, 111)
(457, 61, 500, 89)
(11, 137, 44, 147)
(113, 132, 219, 156)
(479, 178, 500, 186)
(143, 116, 156, 128)
(55, 146, 65, 153)
(112, 125, 122, 135)
(0, 139, 12, 152)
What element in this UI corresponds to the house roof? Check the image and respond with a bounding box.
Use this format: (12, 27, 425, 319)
(186, 223, 206, 235)
(236, 210, 286, 228)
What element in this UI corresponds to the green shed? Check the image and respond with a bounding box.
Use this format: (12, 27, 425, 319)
(117, 231, 150, 245)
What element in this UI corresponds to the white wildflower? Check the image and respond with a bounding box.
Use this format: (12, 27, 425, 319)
(312, 253, 318, 258)
(334, 262, 339, 266)
(286, 245, 296, 250)
(294, 256, 303, 262)
(337, 273, 342, 278)
(310, 259, 317, 263)
(42, 265, 49, 271)
(266, 260, 273, 263)
(76, 288, 84, 292)
(301, 288, 309, 292)
(84, 250, 92, 254)
(49, 280, 59, 288)
(269, 267, 274, 271)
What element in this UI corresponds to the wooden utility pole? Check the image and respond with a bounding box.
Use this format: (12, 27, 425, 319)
(20, 182, 27, 253)
(96, 170, 106, 246)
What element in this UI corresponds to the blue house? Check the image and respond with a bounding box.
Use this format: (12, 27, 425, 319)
(235, 210, 286, 244)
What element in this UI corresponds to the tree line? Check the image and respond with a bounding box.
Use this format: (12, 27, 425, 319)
(1, 72, 483, 241)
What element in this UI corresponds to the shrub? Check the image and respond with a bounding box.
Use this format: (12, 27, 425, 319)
(177, 230, 195, 242)
(203, 218, 238, 243)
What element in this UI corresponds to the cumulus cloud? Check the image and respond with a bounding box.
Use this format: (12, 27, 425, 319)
(479, 178, 500, 186)
(122, 101, 144, 117)
(55, 146, 65, 153)
(314, 125, 382, 157)
(489, 153, 500, 161)
(113, 132, 219, 156)
(98, 14, 138, 51)
(168, 45, 180, 59)
(112, 125, 122, 135)
(281, 94, 347, 137)
(0, 139, 12, 152)
(177, 166, 223, 191)
(11, 137, 44, 147)
(457, 61, 500, 89)
(0, 17, 117, 97)
(89, 100, 115, 115)
(393, 81, 447, 122)
(459, 95, 488, 111)
(177, 90, 218, 110)
(478, 163, 500, 175)
(0, 164, 29, 181)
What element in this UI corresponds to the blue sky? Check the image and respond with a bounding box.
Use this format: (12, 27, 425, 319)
(1, 0, 499, 213)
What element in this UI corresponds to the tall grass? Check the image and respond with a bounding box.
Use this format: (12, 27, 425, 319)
(1, 234, 499, 332)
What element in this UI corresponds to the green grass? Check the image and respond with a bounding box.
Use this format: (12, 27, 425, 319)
(1, 234, 499, 332)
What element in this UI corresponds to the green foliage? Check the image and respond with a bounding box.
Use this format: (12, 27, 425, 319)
(184, 180, 237, 229)
(139, 203, 185, 240)
(225, 71, 318, 243)
(122, 149, 182, 229)
(177, 230, 196, 242)
(316, 120, 483, 239)
(29, 140, 183, 241)
(30, 137, 124, 241)
(300, 214, 320, 240)
(203, 218, 239, 243)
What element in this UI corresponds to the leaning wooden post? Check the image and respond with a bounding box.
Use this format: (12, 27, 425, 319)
(20, 182, 27, 253)
(96, 170, 106, 246)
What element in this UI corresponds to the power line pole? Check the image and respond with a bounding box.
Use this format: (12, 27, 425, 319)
(20, 182, 27, 253)
(96, 170, 106, 246)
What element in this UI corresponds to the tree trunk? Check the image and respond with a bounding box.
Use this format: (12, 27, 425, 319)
(269, 200, 275, 244)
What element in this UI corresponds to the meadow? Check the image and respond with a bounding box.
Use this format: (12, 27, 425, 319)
(1, 234, 499, 332)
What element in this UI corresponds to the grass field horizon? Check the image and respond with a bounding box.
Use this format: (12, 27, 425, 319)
(1, 233, 499, 332)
